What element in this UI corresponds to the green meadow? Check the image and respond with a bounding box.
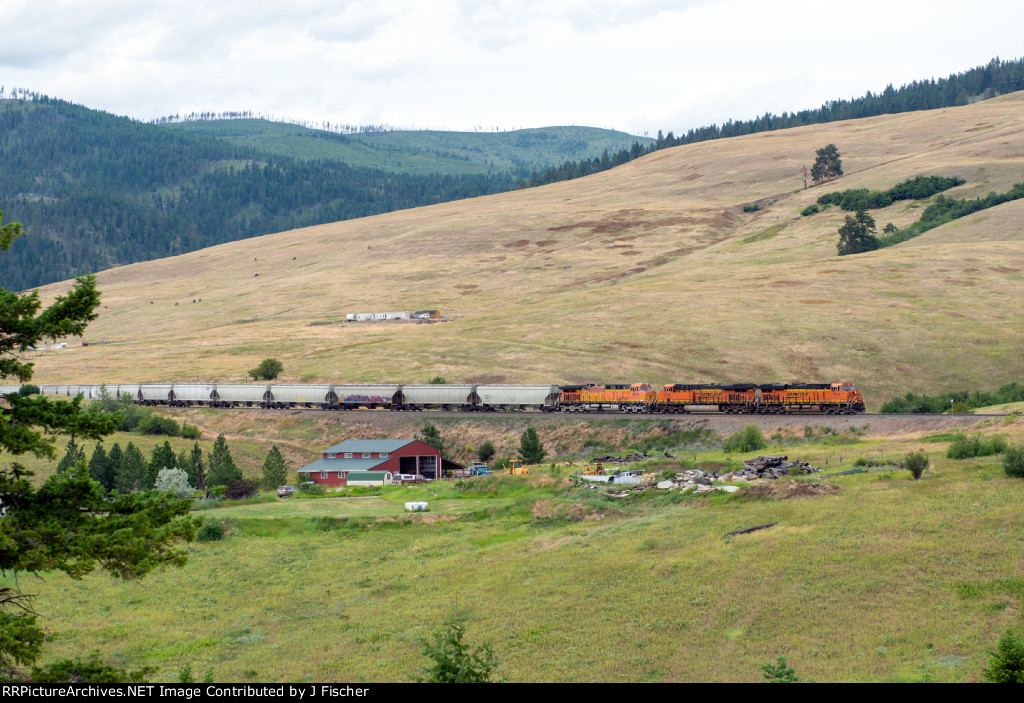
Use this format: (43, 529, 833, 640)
(14, 427, 1024, 683)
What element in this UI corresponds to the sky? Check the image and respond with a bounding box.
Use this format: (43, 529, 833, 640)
(2, 0, 1022, 137)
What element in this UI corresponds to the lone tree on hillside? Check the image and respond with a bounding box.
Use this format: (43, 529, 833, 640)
(518, 427, 546, 464)
(811, 143, 843, 184)
(837, 208, 879, 255)
(0, 210, 197, 682)
(249, 357, 283, 381)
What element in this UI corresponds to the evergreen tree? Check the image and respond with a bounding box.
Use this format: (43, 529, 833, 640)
(417, 423, 446, 457)
(117, 442, 147, 494)
(188, 442, 206, 491)
(207, 433, 242, 487)
(0, 214, 196, 681)
(176, 448, 190, 481)
(260, 446, 289, 490)
(518, 427, 546, 464)
(837, 208, 879, 255)
(147, 441, 177, 490)
(107, 443, 124, 491)
(810, 143, 843, 183)
(55, 438, 86, 474)
(87, 444, 115, 492)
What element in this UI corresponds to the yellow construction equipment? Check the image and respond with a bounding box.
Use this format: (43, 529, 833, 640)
(502, 459, 529, 475)
(578, 462, 606, 476)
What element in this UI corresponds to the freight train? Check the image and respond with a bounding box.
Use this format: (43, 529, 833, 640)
(4, 381, 866, 414)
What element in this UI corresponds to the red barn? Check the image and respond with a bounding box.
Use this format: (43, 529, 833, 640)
(296, 439, 463, 487)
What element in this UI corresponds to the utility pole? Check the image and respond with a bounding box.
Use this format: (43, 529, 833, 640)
(802, 165, 808, 190)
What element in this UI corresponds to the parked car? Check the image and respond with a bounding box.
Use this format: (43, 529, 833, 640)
(277, 485, 299, 498)
(392, 474, 426, 485)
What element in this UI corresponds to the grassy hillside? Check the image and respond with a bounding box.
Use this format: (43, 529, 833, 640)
(164, 120, 654, 177)
(11, 415, 1024, 682)
(27, 93, 1024, 408)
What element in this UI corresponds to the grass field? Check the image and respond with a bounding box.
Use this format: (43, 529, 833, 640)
(974, 401, 1024, 415)
(16, 433, 1024, 683)
(11, 419, 1024, 683)
(27, 93, 1024, 408)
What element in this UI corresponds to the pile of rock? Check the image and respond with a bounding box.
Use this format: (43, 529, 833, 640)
(595, 456, 824, 498)
(605, 469, 738, 497)
(591, 452, 652, 464)
(716, 455, 822, 481)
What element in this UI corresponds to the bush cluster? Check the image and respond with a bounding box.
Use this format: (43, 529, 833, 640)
(881, 382, 1024, 414)
(946, 433, 1007, 459)
(136, 414, 180, 436)
(723, 425, 767, 454)
(817, 175, 965, 211)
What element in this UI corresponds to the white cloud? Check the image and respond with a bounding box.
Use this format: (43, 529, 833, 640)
(2, 0, 1022, 135)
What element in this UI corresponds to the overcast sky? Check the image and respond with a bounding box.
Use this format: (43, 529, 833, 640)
(2, 0, 1022, 137)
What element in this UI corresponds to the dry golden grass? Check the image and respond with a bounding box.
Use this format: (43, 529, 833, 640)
(27, 94, 1024, 407)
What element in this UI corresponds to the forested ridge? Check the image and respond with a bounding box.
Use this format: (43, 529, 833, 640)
(524, 57, 1024, 187)
(0, 97, 517, 290)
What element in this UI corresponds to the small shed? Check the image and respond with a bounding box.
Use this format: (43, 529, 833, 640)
(345, 471, 394, 486)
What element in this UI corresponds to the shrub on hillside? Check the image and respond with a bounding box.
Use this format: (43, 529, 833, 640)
(476, 441, 495, 463)
(723, 425, 767, 454)
(1003, 446, 1024, 478)
(136, 414, 180, 436)
(181, 423, 201, 439)
(196, 520, 224, 542)
(249, 358, 283, 381)
(299, 481, 325, 495)
(224, 478, 260, 500)
(904, 451, 929, 480)
(18, 384, 40, 396)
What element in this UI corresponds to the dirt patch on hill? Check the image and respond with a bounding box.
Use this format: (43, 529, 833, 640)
(745, 482, 841, 499)
(530, 499, 611, 523)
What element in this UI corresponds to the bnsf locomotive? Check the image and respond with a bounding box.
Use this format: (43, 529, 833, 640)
(559, 382, 865, 414)
(11, 380, 866, 414)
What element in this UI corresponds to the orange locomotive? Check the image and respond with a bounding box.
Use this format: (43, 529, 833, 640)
(557, 382, 865, 414)
(652, 382, 865, 414)
(557, 383, 654, 412)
